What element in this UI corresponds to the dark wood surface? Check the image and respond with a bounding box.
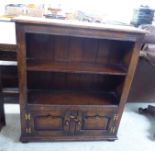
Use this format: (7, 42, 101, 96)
(0, 44, 16, 52)
(0, 44, 18, 103)
(15, 17, 145, 142)
(27, 61, 127, 76)
(27, 90, 118, 105)
(128, 58, 155, 102)
(0, 43, 17, 130)
(0, 66, 6, 130)
(26, 33, 132, 75)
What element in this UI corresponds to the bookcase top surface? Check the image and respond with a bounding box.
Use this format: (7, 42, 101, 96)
(13, 16, 146, 34)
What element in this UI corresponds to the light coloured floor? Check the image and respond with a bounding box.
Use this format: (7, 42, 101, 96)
(0, 103, 155, 151)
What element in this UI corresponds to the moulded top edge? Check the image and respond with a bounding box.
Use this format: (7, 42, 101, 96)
(12, 16, 146, 34)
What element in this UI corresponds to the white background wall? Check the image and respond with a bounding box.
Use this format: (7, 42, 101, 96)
(0, 0, 155, 23)
(0, 0, 155, 44)
(0, 22, 16, 44)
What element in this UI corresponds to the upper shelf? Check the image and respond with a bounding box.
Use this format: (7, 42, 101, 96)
(27, 60, 127, 76)
(0, 60, 17, 66)
(0, 44, 16, 52)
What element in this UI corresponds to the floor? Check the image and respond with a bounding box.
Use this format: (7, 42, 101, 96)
(0, 103, 155, 151)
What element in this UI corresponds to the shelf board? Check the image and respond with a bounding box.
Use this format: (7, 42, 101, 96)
(27, 61, 127, 76)
(0, 60, 17, 66)
(2, 88, 19, 103)
(2, 87, 19, 95)
(0, 44, 16, 52)
(27, 90, 118, 106)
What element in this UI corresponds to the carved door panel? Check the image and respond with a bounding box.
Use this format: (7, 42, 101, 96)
(27, 107, 118, 139)
(64, 111, 82, 135)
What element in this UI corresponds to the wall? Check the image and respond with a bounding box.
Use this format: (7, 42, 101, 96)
(0, 0, 155, 24)
(0, 22, 16, 44)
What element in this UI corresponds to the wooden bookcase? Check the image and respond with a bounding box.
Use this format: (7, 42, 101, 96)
(14, 17, 145, 142)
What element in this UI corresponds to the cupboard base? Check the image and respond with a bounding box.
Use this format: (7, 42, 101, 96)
(20, 135, 118, 142)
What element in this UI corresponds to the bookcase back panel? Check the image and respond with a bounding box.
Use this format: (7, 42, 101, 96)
(26, 33, 134, 68)
(27, 71, 124, 92)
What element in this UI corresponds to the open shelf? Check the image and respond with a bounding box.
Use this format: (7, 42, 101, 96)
(2, 88, 19, 103)
(26, 33, 134, 77)
(27, 90, 118, 106)
(0, 60, 17, 66)
(27, 60, 127, 76)
(2, 87, 19, 95)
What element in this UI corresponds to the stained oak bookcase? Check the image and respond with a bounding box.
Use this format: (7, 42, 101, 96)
(14, 17, 145, 142)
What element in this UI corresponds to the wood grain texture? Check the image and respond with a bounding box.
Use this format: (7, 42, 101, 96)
(115, 39, 144, 134)
(0, 66, 6, 130)
(16, 24, 28, 136)
(27, 61, 127, 75)
(0, 43, 17, 127)
(27, 90, 118, 105)
(0, 44, 16, 52)
(0, 43, 18, 104)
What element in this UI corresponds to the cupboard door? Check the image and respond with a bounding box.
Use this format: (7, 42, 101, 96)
(27, 110, 66, 137)
(83, 115, 109, 130)
(34, 114, 63, 131)
(78, 109, 117, 137)
(25, 106, 118, 140)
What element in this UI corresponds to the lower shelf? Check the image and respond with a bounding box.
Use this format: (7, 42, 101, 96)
(27, 90, 118, 106)
(2, 88, 19, 103)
